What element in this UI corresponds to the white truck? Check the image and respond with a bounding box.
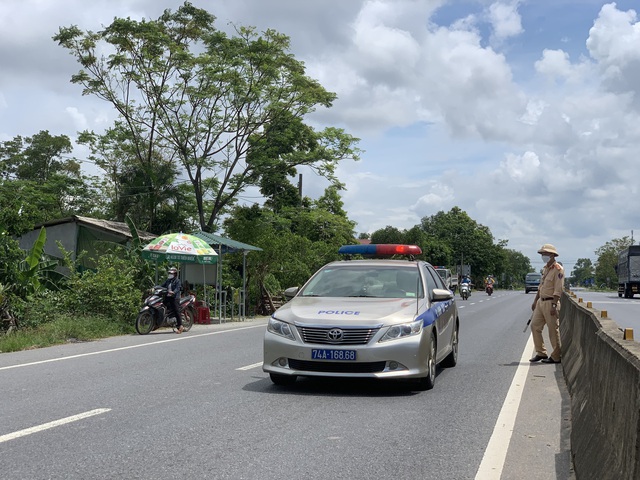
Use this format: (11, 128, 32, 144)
(434, 266, 457, 292)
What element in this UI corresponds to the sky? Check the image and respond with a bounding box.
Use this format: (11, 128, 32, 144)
(1, 0, 640, 273)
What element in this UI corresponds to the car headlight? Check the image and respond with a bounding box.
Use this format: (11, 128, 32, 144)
(380, 320, 422, 342)
(267, 317, 295, 340)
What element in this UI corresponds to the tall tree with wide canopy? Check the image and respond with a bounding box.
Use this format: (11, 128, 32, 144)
(420, 206, 500, 280)
(54, 2, 359, 232)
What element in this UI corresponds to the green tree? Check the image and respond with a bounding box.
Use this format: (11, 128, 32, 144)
(571, 258, 595, 287)
(0, 130, 77, 182)
(502, 249, 533, 287)
(55, 2, 360, 232)
(78, 126, 200, 234)
(595, 237, 633, 288)
(371, 226, 405, 244)
(0, 131, 98, 235)
(420, 207, 498, 281)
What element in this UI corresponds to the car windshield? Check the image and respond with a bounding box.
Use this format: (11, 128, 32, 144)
(299, 265, 423, 298)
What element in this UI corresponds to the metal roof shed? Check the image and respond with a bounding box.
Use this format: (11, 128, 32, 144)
(192, 231, 262, 321)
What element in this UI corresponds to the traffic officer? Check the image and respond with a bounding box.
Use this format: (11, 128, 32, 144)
(529, 244, 564, 363)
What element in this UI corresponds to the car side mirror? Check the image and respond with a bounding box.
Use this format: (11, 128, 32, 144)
(284, 286, 299, 300)
(432, 288, 454, 302)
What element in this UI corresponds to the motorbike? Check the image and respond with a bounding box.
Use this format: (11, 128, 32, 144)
(460, 283, 471, 300)
(135, 286, 196, 335)
(486, 284, 494, 296)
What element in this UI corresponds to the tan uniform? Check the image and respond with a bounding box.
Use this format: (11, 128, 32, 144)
(531, 261, 564, 361)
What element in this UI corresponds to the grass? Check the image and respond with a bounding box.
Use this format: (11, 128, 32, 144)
(0, 315, 135, 353)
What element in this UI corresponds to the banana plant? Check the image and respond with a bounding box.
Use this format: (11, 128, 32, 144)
(14, 227, 66, 298)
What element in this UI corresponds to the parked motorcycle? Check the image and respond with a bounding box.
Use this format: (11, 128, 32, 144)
(135, 286, 196, 335)
(485, 284, 493, 296)
(460, 283, 471, 300)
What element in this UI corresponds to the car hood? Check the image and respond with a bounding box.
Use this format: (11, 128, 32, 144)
(273, 296, 421, 327)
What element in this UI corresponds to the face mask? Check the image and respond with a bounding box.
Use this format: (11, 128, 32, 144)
(168, 274, 175, 279)
(541, 255, 551, 263)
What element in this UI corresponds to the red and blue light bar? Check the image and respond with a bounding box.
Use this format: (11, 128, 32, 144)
(338, 244, 423, 256)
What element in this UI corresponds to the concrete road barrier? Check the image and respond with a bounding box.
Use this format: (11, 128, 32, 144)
(560, 291, 640, 479)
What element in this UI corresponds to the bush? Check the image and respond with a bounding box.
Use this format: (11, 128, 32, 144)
(13, 290, 64, 330)
(63, 255, 142, 323)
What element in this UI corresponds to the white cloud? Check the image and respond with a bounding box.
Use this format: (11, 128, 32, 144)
(587, 3, 640, 97)
(3, 0, 640, 268)
(65, 107, 88, 132)
(488, 1, 523, 42)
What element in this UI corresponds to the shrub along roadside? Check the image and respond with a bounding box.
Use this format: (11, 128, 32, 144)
(0, 313, 135, 353)
(1, 230, 151, 352)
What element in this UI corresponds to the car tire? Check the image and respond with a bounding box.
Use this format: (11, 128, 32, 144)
(441, 324, 458, 368)
(269, 373, 297, 386)
(415, 333, 436, 391)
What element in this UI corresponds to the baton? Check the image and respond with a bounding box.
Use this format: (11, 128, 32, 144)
(523, 315, 532, 333)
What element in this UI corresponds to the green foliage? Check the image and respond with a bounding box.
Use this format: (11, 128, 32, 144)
(55, 2, 360, 231)
(0, 131, 99, 234)
(502, 249, 533, 287)
(419, 206, 500, 280)
(594, 237, 633, 287)
(570, 258, 595, 286)
(371, 226, 405, 244)
(0, 231, 23, 286)
(13, 228, 67, 298)
(63, 255, 141, 323)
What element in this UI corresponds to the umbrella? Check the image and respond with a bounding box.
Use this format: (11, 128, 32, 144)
(141, 232, 218, 264)
(141, 232, 218, 307)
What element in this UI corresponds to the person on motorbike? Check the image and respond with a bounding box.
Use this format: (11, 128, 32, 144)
(485, 275, 495, 287)
(460, 275, 471, 298)
(162, 266, 184, 333)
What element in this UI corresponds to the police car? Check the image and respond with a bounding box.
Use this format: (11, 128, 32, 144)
(263, 244, 459, 390)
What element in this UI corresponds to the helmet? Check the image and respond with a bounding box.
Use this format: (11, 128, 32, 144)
(537, 243, 559, 256)
(168, 267, 178, 275)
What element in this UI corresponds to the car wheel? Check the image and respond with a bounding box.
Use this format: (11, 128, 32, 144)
(269, 373, 297, 386)
(415, 333, 436, 391)
(441, 324, 458, 368)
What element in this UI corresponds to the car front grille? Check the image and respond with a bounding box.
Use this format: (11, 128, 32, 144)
(288, 359, 386, 373)
(297, 326, 379, 345)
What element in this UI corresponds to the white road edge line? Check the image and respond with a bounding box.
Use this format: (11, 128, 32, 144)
(236, 362, 263, 371)
(474, 333, 534, 480)
(0, 408, 111, 444)
(0, 324, 266, 372)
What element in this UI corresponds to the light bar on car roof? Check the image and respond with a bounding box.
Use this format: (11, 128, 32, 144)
(338, 244, 423, 256)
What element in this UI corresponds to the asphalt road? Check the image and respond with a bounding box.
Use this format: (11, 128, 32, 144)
(567, 287, 640, 338)
(1, 292, 572, 480)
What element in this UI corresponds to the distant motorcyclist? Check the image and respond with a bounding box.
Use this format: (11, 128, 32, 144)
(161, 266, 183, 334)
(484, 275, 496, 287)
(460, 275, 472, 298)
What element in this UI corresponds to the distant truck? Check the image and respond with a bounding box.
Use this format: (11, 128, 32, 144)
(434, 266, 458, 292)
(525, 272, 542, 294)
(616, 246, 640, 298)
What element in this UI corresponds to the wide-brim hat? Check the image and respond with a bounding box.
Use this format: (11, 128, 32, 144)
(537, 243, 559, 256)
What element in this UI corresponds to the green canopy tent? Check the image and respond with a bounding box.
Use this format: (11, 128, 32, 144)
(192, 231, 262, 321)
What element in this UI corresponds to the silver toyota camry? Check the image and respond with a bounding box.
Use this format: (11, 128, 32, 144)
(263, 244, 459, 390)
